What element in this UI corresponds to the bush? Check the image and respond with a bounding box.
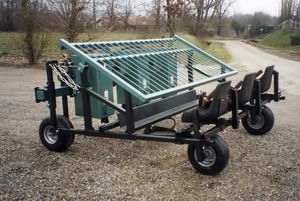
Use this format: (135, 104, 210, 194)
(15, 0, 51, 65)
(15, 32, 51, 65)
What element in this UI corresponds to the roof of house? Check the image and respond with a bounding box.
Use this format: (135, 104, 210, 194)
(96, 16, 156, 26)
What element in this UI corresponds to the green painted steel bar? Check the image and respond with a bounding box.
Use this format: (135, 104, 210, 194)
(107, 51, 189, 88)
(100, 59, 148, 92)
(75, 37, 224, 78)
(113, 58, 172, 91)
(79, 39, 225, 91)
(101, 58, 166, 93)
(115, 41, 221, 81)
(73, 37, 175, 47)
(133, 42, 223, 77)
(98, 48, 191, 62)
(82, 39, 227, 81)
(170, 41, 228, 75)
(77, 37, 223, 80)
(90, 42, 190, 86)
(60, 36, 237, 102)
(98, 48, 183, 86)
(80, 39, 175, 59)
(174, 35, 236, 73)
(91, 43, 181, 90)
(115, 39, 223, 77)
(142, 70, 237, 101)
(96, 40, 208, 81)
(60, 39, 147, 101)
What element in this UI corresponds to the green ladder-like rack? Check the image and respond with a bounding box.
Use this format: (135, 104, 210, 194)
(60, 35, 237, 120)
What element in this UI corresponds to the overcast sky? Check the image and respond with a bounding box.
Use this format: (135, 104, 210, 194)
(231, 0, 280, 16)
(136, 0, 281, 17)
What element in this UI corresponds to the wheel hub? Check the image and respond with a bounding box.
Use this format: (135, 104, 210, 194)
(195, 145, 216, 167)
(44, 126, 58, 144)
(248, 113, 265, 129)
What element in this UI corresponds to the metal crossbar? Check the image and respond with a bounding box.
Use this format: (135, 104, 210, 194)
(60, 35, 237, 102)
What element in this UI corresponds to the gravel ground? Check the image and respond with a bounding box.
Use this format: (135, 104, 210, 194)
(1, 42, 300, 200)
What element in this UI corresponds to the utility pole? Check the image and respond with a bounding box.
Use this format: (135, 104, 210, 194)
(248, 24, 251, 40)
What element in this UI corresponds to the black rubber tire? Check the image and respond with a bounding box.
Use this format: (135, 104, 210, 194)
(187, 135, 229, 175)
(242, 106, 274, 135)
(39, 115, 75, 152)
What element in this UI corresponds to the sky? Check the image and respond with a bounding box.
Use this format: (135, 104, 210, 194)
(231, 0, 280, 16)
(136, 0, 281, 17)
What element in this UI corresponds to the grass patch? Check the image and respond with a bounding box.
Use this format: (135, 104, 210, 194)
(177, 33, 231, 62)
(0, 31, 230, 63)
(177, 33, 208, 49)
(0, 32, 21, 56)
(260, 30, 300, 48)
(206, 42, 231, 62)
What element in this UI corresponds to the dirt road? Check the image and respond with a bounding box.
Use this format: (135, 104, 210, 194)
(0, 41, 300, 200)
(222, 40, 300, 96)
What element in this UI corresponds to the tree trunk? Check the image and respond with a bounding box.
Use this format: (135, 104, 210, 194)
(166, 0, 175, 36)
(217, 15, 222, 36)
(155, 0, 161, 31)
(93, 0, 96, 30)
(194, 8, 202, 36)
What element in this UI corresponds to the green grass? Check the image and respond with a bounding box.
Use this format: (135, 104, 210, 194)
(0, 31, 231, 62)
(0, 32, 21, 56)
(177, 33, 208, 49)
(260, 30, 300, 48)
(177, 33, 231, 62)
(205, 42, 231, 62)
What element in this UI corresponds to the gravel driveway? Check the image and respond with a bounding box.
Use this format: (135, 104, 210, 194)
(1, 41, 300, 200)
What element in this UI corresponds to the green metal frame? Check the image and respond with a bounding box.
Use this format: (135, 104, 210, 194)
(59, 36, 238, 119)
(60, 36, 237, 103)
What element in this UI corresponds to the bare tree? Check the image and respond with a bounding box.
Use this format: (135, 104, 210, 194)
(103, 0, 119, 30)
(215, 0, 234, 35)
(49, 0, 90, 42)
(0, 0, 22, 31)
(16, 0, 51, 65)
(145, 0, 165, 31)
(154, 0, 163, 30)
(152, 0, 164, 30)
(121, 0, 135, 29)
(164, 0, 184, 36)
(178, 0, 193, 30)
(191, 0, 221, 36)
(279, 0, 299, 22)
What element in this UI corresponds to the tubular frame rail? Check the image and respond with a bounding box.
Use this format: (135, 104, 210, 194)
(34, 61, 236, 144)
(35, 61, 284, 143)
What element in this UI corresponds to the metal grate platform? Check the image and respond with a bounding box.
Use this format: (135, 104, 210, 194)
(60, 35, 237, 102)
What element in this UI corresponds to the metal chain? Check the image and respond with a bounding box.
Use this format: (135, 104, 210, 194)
(49, 63, 80, 94)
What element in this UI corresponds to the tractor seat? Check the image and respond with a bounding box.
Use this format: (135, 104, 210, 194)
(182, 81, 231, 124)
(237, 73, 256, 107)
(259, 66, 274, 93)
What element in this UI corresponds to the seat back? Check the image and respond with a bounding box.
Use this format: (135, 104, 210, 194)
(238, 73, 256, 106)
(206, 81, 231, 119)
(260, 66, 274, 93)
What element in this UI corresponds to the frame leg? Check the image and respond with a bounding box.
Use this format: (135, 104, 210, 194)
(81, 67, 94, 130)
(46, 61, 57, 127)
(125, 91, 135, 134)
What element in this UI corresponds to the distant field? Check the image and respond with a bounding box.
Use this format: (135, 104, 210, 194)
(0, 32, 21, 56)
(0, 31, 231, 63)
